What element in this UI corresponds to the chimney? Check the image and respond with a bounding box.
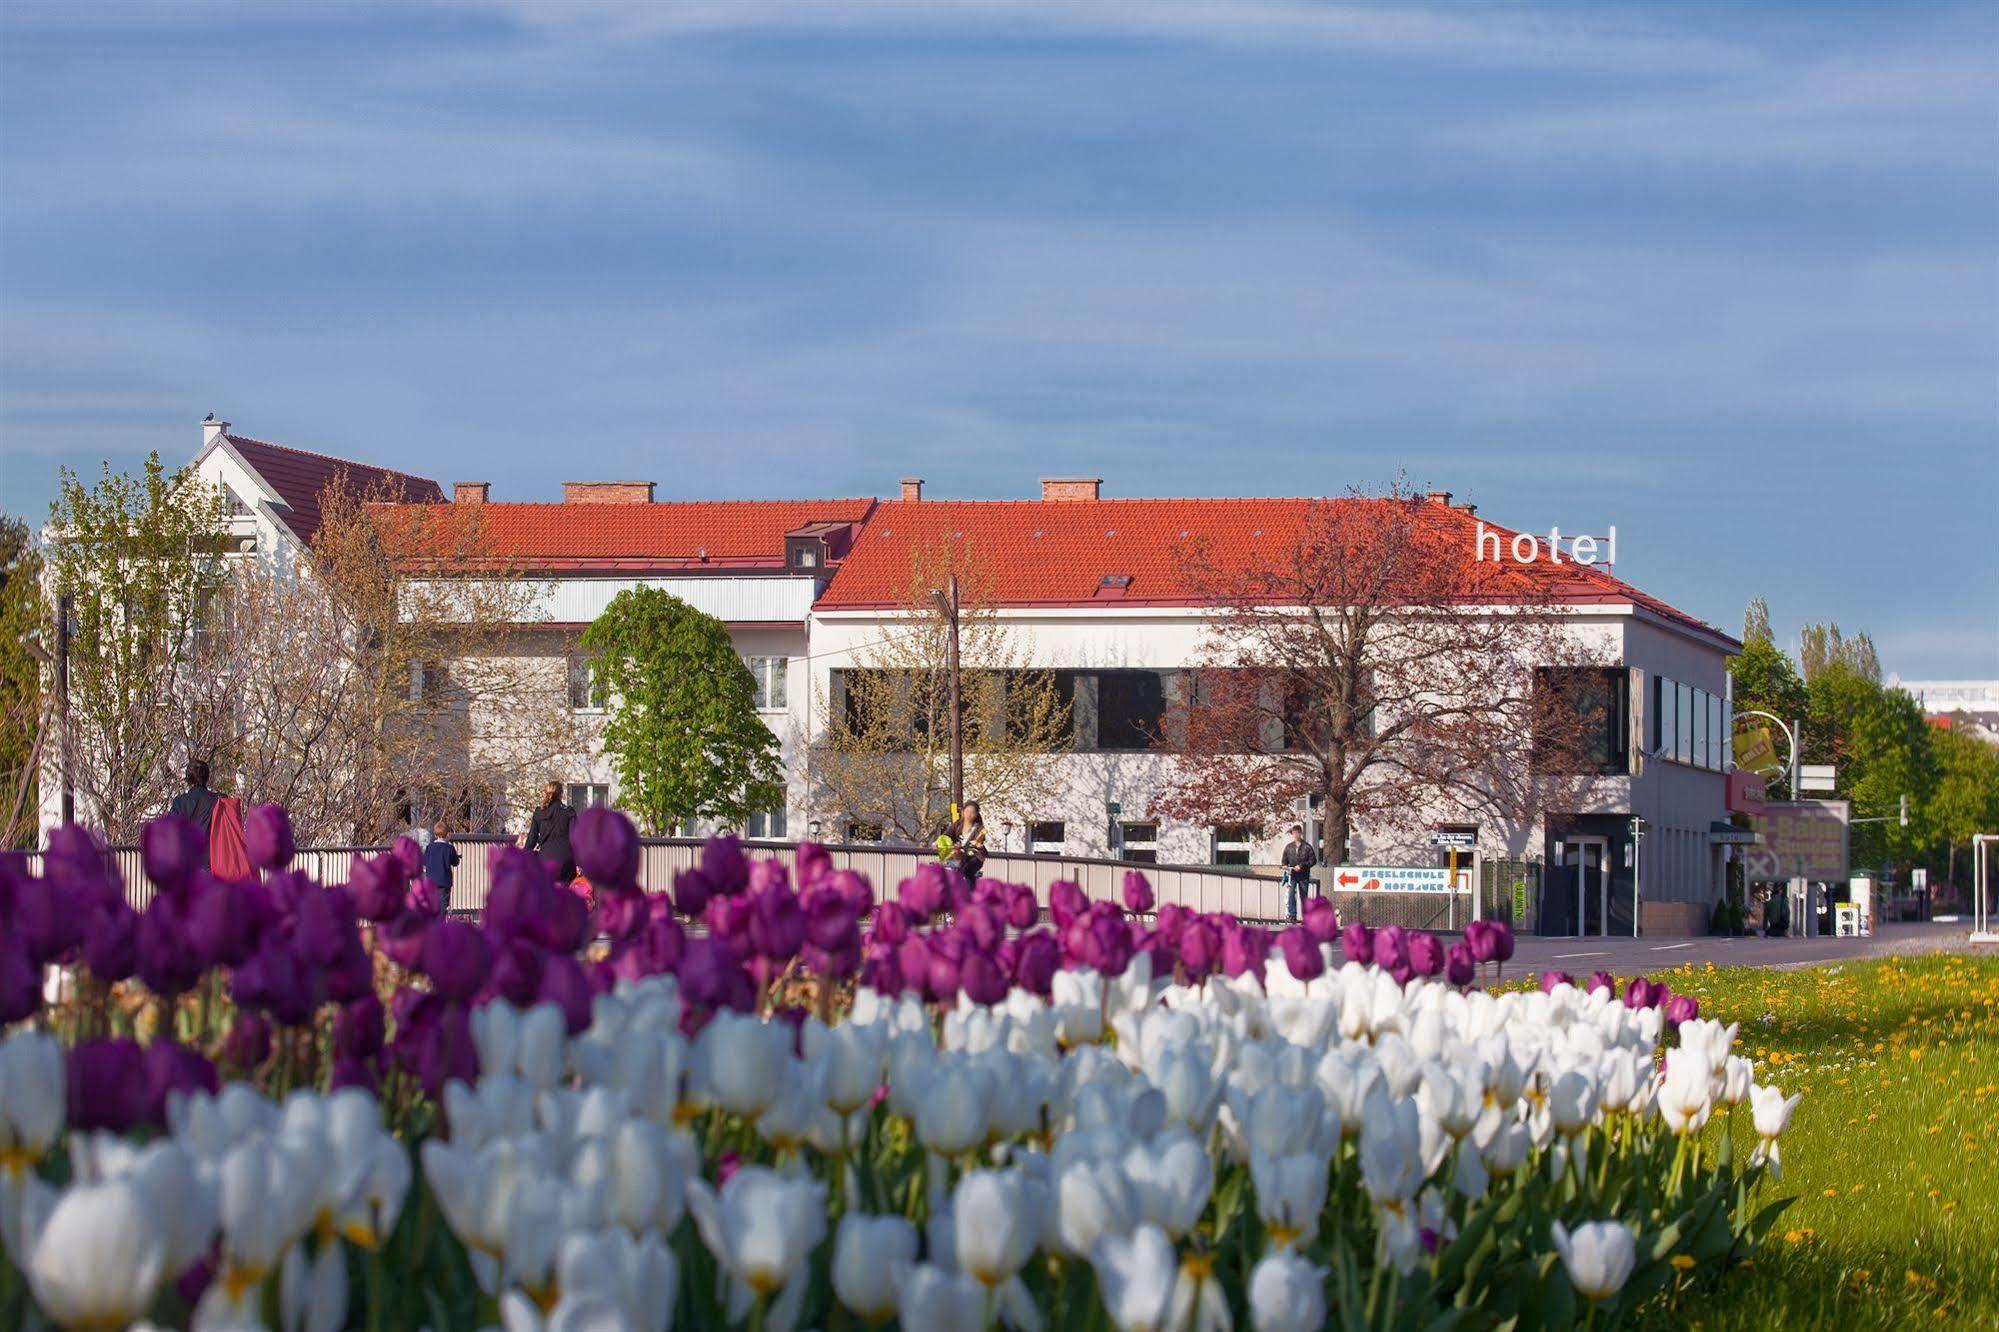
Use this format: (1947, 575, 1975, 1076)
(1425, 489, 1453, 505)
(563, 481, 655, 504)
(202, 415, 230, 448)
(453, 482, 490, 505)
(900, 477, 924, 502)
(1040, 477, 1102, 502)
(1452, 499, 1478, 516)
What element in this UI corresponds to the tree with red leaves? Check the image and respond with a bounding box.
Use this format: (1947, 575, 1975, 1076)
(1154, 484, 1597, 867)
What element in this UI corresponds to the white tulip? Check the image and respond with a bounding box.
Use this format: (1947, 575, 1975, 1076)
(1052, 969, 1107, 1046)
(909, 1056, 996, 1157)
(1359, 1091, 1424, 1207)
(1417, 1064, 1481, 1142)
(686, 1165, 826, 1328)
(953, 1169, 1039, 1288)
(1248, 1150, 1329, 1249)
(498, 1287, 632, 1332)
(692, 1013, 791, 1119)
(1313, 1048, 1380, 1139)
(1093, 1224, 1179, 1332)
(557, 1227, 679, 1332)
(205, 1135, 325, 1321)
(1150, 1046, 1226, 1137)
(1656, 1049, 1713, 1136)
(1236, 1084, 1337, 1161)
(1052, 1158, 1135, 1257)
(1551, 1219, 1637, 1301)
(1247, 1249, 1326, 1332)
(0, 1032, 64, 1175)
(1123, 1129, 1212, 1236)
(1749, 1083, 1803, 1178)
(805, 1017, 889, 1115)
(1549, 1068, 1600, 1136)
(896, 1263, 987, 1332)
(444, 1074, 538, 1149)
(1167, 1251, 1234, 1332)
(28, 1178, 167, 1331)
(832, 1212, 918, 1320)
(279, 1241, 348, 1332)
(1719, 1055, 1754, 1107)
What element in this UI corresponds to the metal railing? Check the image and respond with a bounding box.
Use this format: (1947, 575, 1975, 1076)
(17, 837, 1294, 923)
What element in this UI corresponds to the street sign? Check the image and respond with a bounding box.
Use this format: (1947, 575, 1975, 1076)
(1913, 868, 1929, 893)
(1799, 763, 1837, 794)
(1332, 865, 1454, 893)
(1428, 830, 1477, 849)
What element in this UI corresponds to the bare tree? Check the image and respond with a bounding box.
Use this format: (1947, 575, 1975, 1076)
(1154, 486, 1597, 864)
(809, 538, 1071, 844)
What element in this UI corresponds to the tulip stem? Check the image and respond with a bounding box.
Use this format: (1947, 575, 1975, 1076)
(366, 1249, 385, 1332)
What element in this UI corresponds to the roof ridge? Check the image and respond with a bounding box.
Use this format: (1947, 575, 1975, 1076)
(227, 433, 439, 487)
(370, 497, 878, 510)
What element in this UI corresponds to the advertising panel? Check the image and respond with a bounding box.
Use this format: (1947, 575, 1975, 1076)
(1743, 800, 1850, 882)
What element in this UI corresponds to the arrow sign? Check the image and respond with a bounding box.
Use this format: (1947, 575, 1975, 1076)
(1333, 865, 1453, 893)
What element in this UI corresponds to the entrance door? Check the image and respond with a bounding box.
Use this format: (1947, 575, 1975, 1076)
(1560, 837, 1610, 937)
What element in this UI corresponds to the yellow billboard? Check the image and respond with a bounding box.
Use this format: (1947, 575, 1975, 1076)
(1732, 726, 1780, 776)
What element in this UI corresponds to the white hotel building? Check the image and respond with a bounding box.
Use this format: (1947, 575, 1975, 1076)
(172, 424, 1749, 935)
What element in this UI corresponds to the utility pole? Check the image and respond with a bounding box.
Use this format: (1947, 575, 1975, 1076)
(56, 592, 73, 825)
(931, 573, 963, 816)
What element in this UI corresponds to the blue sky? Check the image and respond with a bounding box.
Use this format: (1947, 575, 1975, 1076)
(2, 0, 1994, 675)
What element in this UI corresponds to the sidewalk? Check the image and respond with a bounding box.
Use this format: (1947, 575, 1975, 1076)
(1464, 922, 1992, 976)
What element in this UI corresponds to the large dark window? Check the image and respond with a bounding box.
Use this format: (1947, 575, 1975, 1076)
(1533, 667, 1629, 775)
(1096, 670, 1166, 751)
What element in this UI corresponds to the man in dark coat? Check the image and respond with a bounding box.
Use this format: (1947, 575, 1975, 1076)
(526, 780, 577, 882)
(168, 758, 220, 868)
(1280, 823, 1319, 922)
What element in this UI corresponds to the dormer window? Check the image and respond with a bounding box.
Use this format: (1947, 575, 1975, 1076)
(784, 533, 829, 571)
(223, 485, 252, 517)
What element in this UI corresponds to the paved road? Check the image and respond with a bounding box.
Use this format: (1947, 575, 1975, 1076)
(1450, 922, 1994, 976)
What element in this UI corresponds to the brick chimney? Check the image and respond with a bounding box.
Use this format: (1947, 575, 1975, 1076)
(453, 482, 489, 505)
(900, 477, 924, 502)
(1425, 489, 1454, 505)
(1040, 477, 1102, 502)
(563, 481, 655, 504)
(202, 415, 230, 448)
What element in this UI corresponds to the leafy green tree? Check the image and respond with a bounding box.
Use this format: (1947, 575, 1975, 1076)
(1730, 599, 1808, 729)
(1, 512, 45, 845)
(45, 455, 226, 838)
(1923, 726, 1999, 891)
(580, 587, 783, 835)
(1799, 621, 1880, 683)
(1806, 665, 1934, 870)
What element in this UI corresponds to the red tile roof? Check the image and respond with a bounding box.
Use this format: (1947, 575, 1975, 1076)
(816, 497, 1734, 647)
(225, 435, 445, 544)
(376, 499, 878, 571)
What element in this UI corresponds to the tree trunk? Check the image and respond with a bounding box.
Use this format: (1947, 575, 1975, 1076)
(1323, 776, 1351, 868)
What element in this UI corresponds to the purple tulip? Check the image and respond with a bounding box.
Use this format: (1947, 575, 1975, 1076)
(959, 948, 1008, 1005)
(795, 841, 833, 890)
(960, 901, 1004, 954)
(1279, 927, 1324, 982)
(330, 1057, 379, 1094)
(748, 885, 806, 962)
(1122, 871, 1155, 915)
(414, 1002, 476, 1099)
(1489, 921, 1517, 964)
(1625, 978, 1666, 1010)
(136, 896, 203, 999)
(1153, 903, 1188, 945)
(859, 944, 901, 993)
(244, 804, 295, 871)
(348, 854, 406, 923)
(679, 936, 753, 1012)
(487, 934, 546, 1006)
(83, 901, 139, 981)
(391, 835, 424, 881)
(233, 935, 317, 1027)
(672, 868, 716, 919)
(1003, 883, 1039, 931)
(832, 869, 875, 920)
(1407, 931, 1445, 979)
(573, 806, 641, 889)
(804, 889, 861, 955)
(705, 893, 755, 954)
(1012, 931, 1060, 997)
(175, 1255, 216, 1309)
(540, 953, 595, 1034)
(223, 1012, 272, 1069)
(1340, 921, 1374, 965)
(67, 1039, 149, 1133)
(375, 910, 431, 970)
(140, 815, 205, 897)
(335, 993, 387, 1060)
(1049, 880, 1088, 929)
(1445, 943, 1476, 988)
(1371, 926, 1409, 974)
(185, 876, 259, 969)
(1586, 970, 1616, 996)
(594, 885, 650, 942)
(1464, 921, 1499, 964)
(0, 937, 42, 1024)
(871, 901, 911, 947)
(144, 1040, 219, 1113)
(1665, 993, 1699, 1028)
(898, 864, 948, 922)
(422, 920, 492, 1003)
(1539, 969, 1575, 994)
(1222, 926, 1270, 979)
(1302, 897, 1339, 945)
(406, 878, 444, 919)
(293, 885, 358, 967)
(1179, 920, 1220, 978)
(638, 900, 687, 973)
(894, 936, 933, 998)
(485, 845, 556, 936)
(700, 835, 750, 897)
(924, 946, 962, 1003)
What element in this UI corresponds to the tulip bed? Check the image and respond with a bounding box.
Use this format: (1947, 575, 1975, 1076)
(0, 806, 1798, 1331)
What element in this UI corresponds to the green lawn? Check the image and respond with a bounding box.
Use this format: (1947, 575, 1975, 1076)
(1637, 954, 1999, 1329)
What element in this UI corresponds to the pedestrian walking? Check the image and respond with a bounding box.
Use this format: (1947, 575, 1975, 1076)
(424, 819, 460, 900)
(526, 780, 577, 883)
(168, 758, 221, 869)
(1280, 823, 1318, 922)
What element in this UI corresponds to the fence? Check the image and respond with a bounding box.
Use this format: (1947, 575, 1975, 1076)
(18, 837, 1293, 923)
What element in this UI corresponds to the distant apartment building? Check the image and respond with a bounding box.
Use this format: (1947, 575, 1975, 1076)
(1890, 678, 1999, 746)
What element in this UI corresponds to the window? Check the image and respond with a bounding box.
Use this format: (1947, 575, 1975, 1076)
(410, 659, 445, 702)
(1676, 683, 1695, 763)
(1654, 676, 1678, 761)
(1212, 826, 1254, 866)
(1532, 667, 1629, 774)
(1096, 671, 1167, 751)
(222, 485, 252, 518)
(846, 822, 884, 843)
(747, 800, 787, 840)
(1117, 821, 1158, 864)
(795, 548, 817, 568)
(569, 656, 608, 710)
(567, 783, 610, 809)
(1030, 821, 1066, 855)
(746, 656, 789, 711)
